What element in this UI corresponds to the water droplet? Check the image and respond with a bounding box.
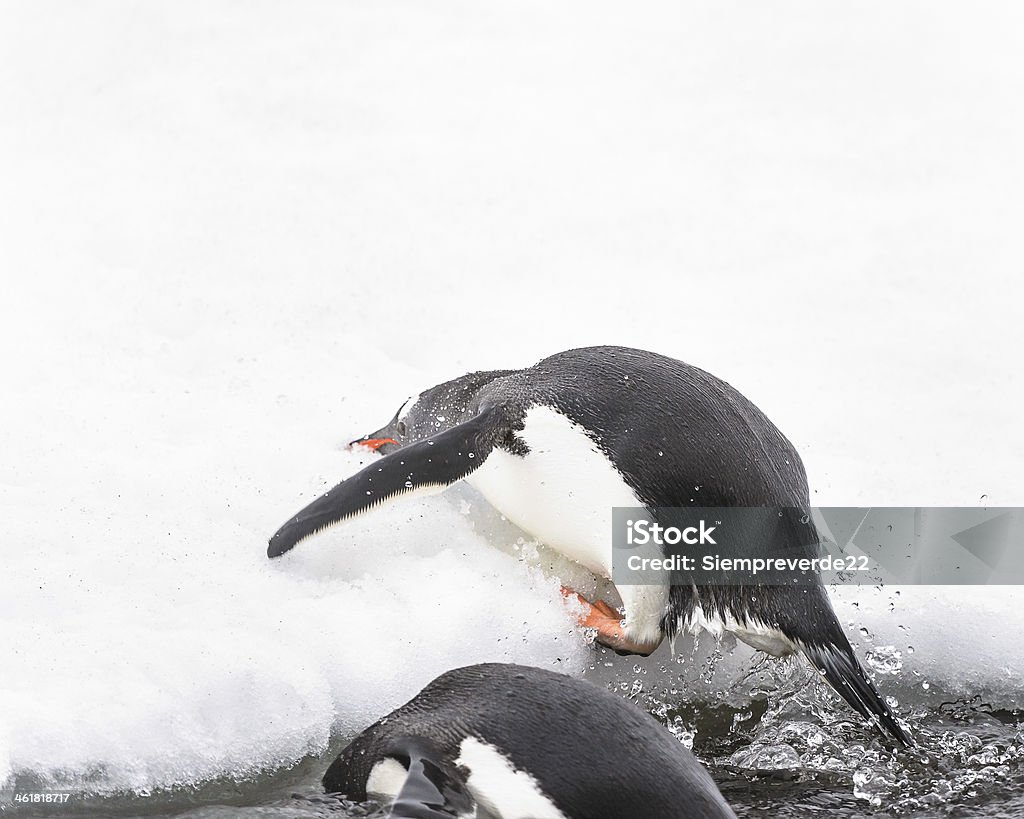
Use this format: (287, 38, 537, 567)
(865, 645, 903, 675)
(853, 769, 894, 807)
(729, 743, 802, 772)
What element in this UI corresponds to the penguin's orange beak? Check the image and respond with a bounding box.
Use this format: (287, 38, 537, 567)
(352, 437, 398, 451)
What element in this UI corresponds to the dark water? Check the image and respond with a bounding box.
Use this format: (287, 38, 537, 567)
(6, 645, 1022, 819)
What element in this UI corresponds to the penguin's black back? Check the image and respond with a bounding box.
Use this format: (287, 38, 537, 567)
(486, 345, 809, 509)
(324, 662, 736, 819)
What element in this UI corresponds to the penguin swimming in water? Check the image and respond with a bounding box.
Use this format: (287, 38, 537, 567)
(269, 346, 911, 746)
(323, 662, 737, 819)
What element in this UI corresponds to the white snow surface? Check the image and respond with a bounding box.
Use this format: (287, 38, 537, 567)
(1, 0, 1023, 794)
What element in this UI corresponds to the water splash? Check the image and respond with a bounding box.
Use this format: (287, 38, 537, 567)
(592, 633, 1024, 816)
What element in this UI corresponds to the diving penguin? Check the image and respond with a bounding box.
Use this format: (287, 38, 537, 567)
(323, 662, 737, 819)
(269, 346, 911, 745)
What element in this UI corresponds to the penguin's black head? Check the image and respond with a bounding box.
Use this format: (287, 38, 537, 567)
(349, 370, 505, 456)
(348, 397, 413, 456)
(348, 386, 455, 456)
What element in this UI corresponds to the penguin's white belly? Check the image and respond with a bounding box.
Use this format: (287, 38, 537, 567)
(466, 405, 639, 578)
(466, 405, 669, 646)
(456, 736, 568, 819)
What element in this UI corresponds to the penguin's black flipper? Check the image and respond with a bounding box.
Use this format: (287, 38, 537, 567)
(803, 639, 913, 747)
(383, 737, 474, 819)
(268, 405, 506, 558)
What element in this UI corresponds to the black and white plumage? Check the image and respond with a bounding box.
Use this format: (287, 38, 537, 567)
(323, 663, 737, 819)
(269, 345, 911, 745)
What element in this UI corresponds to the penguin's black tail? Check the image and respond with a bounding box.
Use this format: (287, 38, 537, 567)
(802, 640, 913, 747)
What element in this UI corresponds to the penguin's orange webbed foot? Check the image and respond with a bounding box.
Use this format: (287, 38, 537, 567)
(590, 598, 621, 620)
(560, 586, 659, 656)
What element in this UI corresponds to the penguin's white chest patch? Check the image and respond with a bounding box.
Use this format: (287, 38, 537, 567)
(466, 405, 640, 578)
(455, 736, 567, 819)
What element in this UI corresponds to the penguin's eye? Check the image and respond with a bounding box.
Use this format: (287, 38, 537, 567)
(396, 421, 407, 436)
